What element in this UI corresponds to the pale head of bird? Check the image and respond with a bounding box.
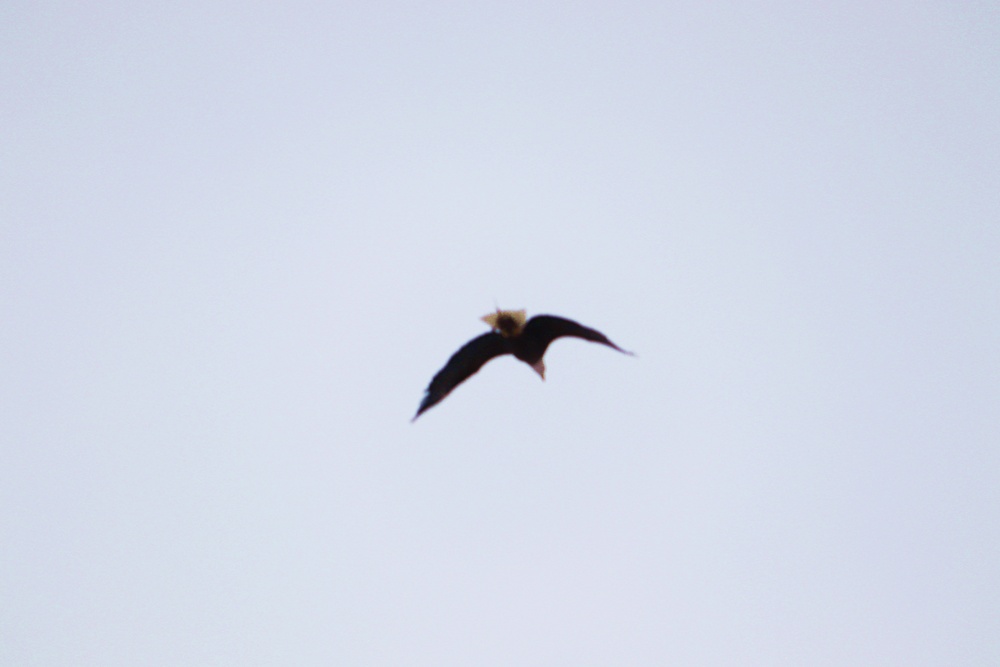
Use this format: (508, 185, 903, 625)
(481, 308, 527, 338)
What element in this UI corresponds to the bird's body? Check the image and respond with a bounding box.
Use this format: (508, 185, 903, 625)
(413, 309, 632, 420)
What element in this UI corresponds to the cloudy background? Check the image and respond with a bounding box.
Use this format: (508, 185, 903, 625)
(3, 2, 998, 665)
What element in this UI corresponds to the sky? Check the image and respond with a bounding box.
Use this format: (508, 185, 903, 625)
(2, 2, 999, 665)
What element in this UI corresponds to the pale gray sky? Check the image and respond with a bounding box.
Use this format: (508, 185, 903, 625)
(3, 2, 999, 665)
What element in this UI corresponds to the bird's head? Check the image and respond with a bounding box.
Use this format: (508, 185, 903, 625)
(481, 308, 527, 338)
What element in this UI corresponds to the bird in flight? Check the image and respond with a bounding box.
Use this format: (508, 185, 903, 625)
(413, 309, 633, 420)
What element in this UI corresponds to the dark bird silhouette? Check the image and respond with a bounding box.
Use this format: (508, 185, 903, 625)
(413, 309, 633, 420)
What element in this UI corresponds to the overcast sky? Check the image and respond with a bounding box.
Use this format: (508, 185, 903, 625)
(3, 2, 999, 665)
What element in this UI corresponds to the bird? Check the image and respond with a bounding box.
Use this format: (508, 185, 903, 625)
(413, 308, 633, 420)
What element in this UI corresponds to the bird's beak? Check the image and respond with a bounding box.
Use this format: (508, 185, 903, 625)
(531, 359, 546, 381)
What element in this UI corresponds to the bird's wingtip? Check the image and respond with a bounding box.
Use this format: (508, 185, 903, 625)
(610, 343, 636, 357)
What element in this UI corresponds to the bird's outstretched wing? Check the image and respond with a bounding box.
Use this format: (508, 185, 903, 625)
(521, 315, 633, 357)
(413, 332, 511, 420)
